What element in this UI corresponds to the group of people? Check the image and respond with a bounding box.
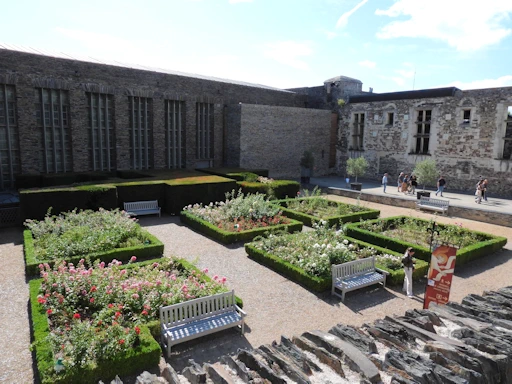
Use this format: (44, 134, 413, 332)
(381, 172, 417, 194)
(475, 178, 489, 204)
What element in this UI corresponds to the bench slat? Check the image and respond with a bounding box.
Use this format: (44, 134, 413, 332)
(124, 200, 161, 217)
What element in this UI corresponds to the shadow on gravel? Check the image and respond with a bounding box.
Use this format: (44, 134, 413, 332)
(0, 226, 23, 245)
(454, 248, 512, 279)
(324, 284, 400, 313)
(163, 328, 253, 373)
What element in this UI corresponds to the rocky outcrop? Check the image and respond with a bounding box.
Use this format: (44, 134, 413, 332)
(103, 286, 512, 383)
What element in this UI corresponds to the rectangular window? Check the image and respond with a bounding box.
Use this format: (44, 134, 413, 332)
(87, 93, 115, 171)
(351, 113, 364, 150)
(128, 96, 153, 170)
(165, 100, 186, 169)
(503, 106, 512, 160)
(35, 88, 72, 173)
(414, 110, 431, 154)
(196, 102, 214, 159)
(387, 112, 394, 125)
(463, 109, 471, 124)
(0, 84, 21, 189)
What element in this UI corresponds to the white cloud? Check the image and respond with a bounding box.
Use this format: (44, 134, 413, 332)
(336, 0, 368, 29)
(264, 41, 313, 70)
(229, 0, 252, 3)
(443, 75, 512, 90)
(359, 60, 376, 68)
(375, 0, 512, 51)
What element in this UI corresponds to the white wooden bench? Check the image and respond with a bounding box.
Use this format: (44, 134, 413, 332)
(123, 200, 161, 217)
(160, 290, 246, 357)
(416, 196, 449, 215)
(331, 256, 388, 302)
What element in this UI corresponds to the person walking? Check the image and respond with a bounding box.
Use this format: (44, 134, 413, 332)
(475, 180, 484, 204)
(402, 247, 416, 297)
(402, 174, 410, 195)
(397, 172, 404, 192)
(382, 172, 388, 193)
(410, 174, 417, 194)
(435, 175, 446, 197)
(482, 179, 488, 201)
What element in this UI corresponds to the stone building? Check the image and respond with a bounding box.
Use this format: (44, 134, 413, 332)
(337, 86, 512, 197)
(0, 45, 333, 191)
(1, 44, 511, 197)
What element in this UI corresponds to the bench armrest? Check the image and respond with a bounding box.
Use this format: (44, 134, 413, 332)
(236, 305, 247, 317)
(375, 268, 389, 276)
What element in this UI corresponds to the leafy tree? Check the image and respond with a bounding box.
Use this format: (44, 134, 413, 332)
(346, 157, 368, 183)
(413, 159, 439, 191)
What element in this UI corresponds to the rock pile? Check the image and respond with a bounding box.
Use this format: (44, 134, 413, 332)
(105, 286, 512, 383)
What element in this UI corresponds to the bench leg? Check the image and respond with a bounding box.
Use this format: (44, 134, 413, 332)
(341, 291, 346, 302)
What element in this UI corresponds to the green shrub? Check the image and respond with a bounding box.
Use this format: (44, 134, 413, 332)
(237, 180, 300, 200)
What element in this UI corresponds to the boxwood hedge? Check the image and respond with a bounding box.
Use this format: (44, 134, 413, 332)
(344, 216, 507, 266)
(24, 229, 164, 276)
(274, 198, 380, 227)
(180, 210, 303, 244)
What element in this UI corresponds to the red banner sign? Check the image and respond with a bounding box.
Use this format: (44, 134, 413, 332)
(423, 245, 457, 309)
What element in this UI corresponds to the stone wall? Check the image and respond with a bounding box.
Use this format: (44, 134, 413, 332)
(0, 48, 307, 177)
(337, 87, 512, 197)
(232, 104, 332, 178)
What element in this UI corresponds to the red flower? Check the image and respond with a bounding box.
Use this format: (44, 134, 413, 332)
(37, 297, 46, 304)
(46, 309, 53, 315)
(73, 313, 81, 319)
(141, 310, 148, 316)
(134, 326, 141, 335)
(90, 298, 95, 303)
(119, 339, 125, 345)
(115, 311, 121, 319)
(90, 286, 97, 292)
(108, 303, 113, 308)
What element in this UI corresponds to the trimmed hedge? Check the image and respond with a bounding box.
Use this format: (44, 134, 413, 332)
(274, 198, 380, 227)
(197, 168, 269, 180)
(344, 216, 507, 266)
(180, 210, 303, 244)
(20, 185, 118, 221)
(29, 279, 161, 384)
(24, 229, 164, 276)
(245, 236, 429, 291)
(237, 180, 300, 200)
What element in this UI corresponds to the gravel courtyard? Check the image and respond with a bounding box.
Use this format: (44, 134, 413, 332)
(1, 194, 511, 382)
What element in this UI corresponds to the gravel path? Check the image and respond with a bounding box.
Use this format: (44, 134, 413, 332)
(1, 195, 511, 382)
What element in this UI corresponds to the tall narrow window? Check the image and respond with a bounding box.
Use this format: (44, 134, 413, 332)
(351, 113, 364, 150)
(87, 93, 115, 171)
(503, 106, 512, 160)
(128, 96, 153, 170)
(414, 110, 431, 154)
(35, 88, 72, 173)
(462, 109, 471, 124)
(165, 100, 186, 168)
(387, 112, 394, 125)
(196, 102, 213, 159)
(0, 84, 20, 189)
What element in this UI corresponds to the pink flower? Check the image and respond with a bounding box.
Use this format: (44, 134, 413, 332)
(203, 268, 209, 274)
(99, 261, 105, 268)
(130, 256, 137, 262)
(119, 339, 125, 345)
(213, 275, 219, 281)
(141, 310, 148, 316)
(132, 293, 139, 299)
(90, 298, 95, 303)
(134, 326, 141, 335)
(47, 309, 52, 315)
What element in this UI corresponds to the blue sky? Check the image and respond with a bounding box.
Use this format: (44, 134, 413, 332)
(2, 0, 512, 92)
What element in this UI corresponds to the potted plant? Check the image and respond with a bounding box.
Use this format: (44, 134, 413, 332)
(413, 158, 438, 199)
(300, 150, 315, 184)
(346, 157, 368, 191)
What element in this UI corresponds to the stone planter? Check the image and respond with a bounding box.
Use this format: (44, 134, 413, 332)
(350, 182, 362, 191)
(417, 191, 431, 199)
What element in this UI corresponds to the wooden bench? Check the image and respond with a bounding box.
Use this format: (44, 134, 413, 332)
(331, 256, 388, 302)
(123, 200, 161, 217)
(416, 196, 449, 215)
(160, 290, 246, 357)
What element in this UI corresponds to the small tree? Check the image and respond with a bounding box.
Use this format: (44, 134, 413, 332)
(346, 157, 368, 183)
(413, 159, 439, 191)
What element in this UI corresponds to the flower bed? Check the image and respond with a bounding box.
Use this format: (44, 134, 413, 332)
(30, 257, 232, 383)
(245, 224, 428, 290)
(275, 197, 380, 227)
(23, 209, 164, 276)
(181, 190, 303, 244)
(344, 216, 507, 265)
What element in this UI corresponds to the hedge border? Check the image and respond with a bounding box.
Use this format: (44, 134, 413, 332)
(344, 216, 507, 266)
(236, 180, 300, 200)
(180, 210, 303, 244)
(274, 198, 380, 227)
(24, 229, 165, 276)
(30, 256, 244, 383)
(245, 235, 429, 291)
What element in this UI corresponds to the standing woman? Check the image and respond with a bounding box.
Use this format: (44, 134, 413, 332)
(402, 247, 416, 297)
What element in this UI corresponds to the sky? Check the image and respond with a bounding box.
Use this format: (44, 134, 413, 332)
(2, 0, 512, 93)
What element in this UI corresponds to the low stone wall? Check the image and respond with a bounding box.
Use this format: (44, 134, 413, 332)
(328, 187, 512, 228)
(171, 286, 512, 384)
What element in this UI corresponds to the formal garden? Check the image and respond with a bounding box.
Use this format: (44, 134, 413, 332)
(22, 173, 508, 383)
